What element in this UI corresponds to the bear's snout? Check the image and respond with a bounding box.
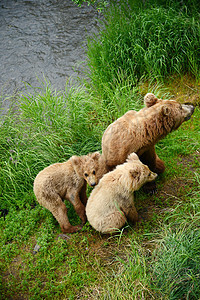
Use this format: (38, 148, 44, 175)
(150, 172, 158, 181)
(87, 176, 97, 187)
(182, 103, 195, 121)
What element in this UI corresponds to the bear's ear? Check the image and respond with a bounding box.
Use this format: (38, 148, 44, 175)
(91, 151, 101, 161)
(70, 156, 83, 176)
(127, 153, 139, 161)
(161, 106, 170, 116)
(129, 169, 141, 179)
(70, 156, 81, 167)
(144, 93, 159, 107)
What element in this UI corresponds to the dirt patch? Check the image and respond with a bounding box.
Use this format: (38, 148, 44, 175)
(139, 153, 199, 221)
(177, 151, 200, 171)
(139, 74, 200, 106)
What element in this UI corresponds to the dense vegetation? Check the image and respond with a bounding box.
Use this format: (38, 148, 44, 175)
(84, 0, 200, 97)
(0, 0, 200, 299)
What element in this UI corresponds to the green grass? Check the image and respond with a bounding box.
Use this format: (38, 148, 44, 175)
(0, 80, 142, 211)
(151, 188, 200, 299)
(98, 176, 200, 300)
(1, 1, 200, 298)
(84, 1, 200, 97)
(0, 82, 199, 298)
(98, 238, 154, 299)
(0, 80, 144, 299)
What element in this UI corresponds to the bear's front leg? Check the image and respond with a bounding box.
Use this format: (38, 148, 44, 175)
(139, 145, 165, 174)
(79, 181, 88, 207)
(69, 192, 87, 225)
(139, 146, 164, 194)
(155, 154, 165, 174)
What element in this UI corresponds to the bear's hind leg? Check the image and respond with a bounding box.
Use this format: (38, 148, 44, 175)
(39, 195, 82, 234)
(126, 205, 138, 224)
(99, 210, 127, 234)
(56, 201, 82, 233)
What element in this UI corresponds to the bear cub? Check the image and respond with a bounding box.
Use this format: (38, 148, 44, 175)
(34, 152, 107, 234)
(86, 153, 157, 234)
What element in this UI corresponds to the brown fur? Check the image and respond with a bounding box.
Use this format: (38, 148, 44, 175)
(86, 153, 157, 234)
(102, 93, 194, 173)
(33, 152, 107, 234)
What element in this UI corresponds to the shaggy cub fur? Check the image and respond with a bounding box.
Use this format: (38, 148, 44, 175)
(86, 153, 157, 234)
(34, 152, 107, 234)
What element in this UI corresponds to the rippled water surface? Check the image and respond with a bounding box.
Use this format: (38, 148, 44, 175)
(0, 0, 99, 105)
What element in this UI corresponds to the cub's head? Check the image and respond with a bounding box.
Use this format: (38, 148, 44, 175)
(126, 153, 157, 191)
(144, 93, 194, 131)
(71, 152, 102, 187)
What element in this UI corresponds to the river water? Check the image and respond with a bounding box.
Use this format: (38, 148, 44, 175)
(0, 0, 100, 109)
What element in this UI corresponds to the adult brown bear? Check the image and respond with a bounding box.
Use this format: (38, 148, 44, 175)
(102, 93, 194, 190)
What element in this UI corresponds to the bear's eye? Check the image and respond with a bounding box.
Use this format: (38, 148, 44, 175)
(84, 173, 88, 177)
(93, 170, 96, 175)
(148, 172, 151, 176)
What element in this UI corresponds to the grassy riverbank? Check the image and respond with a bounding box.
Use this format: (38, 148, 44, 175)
(0, 79, 199, 299)
(1, 1, 200, 299)
(84, 0, 200, 98)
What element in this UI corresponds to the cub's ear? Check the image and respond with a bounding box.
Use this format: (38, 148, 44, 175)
(127, 153, 139, 161)
(161, 106, 170, 116)
(91, 151, 101, 161)
(129, 169, 141, 178)
(70, 156, 81, 166)
(144, 93, 159, 107)
(70, 156, 83, 176)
